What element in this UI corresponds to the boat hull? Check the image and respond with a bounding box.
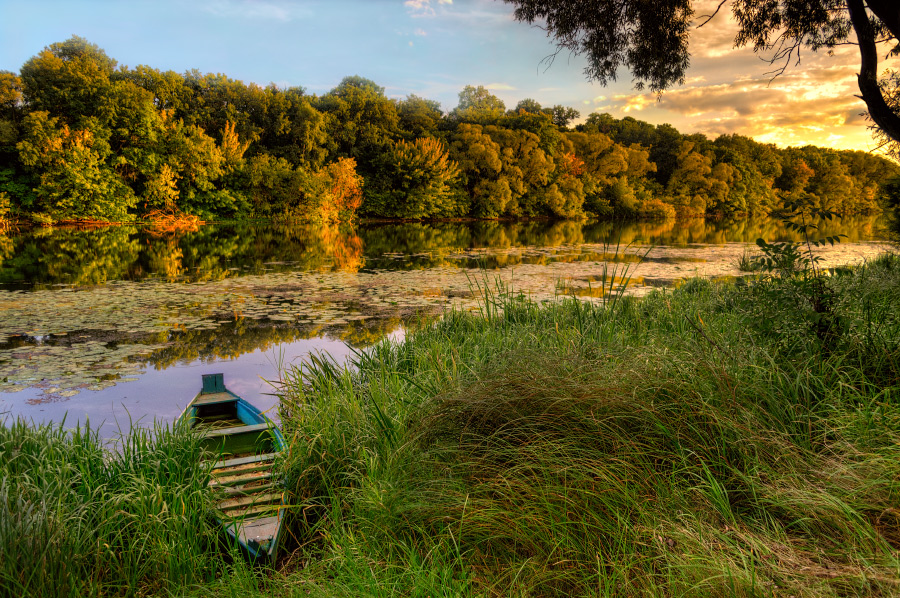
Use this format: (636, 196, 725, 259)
(181, 373, 286, 562)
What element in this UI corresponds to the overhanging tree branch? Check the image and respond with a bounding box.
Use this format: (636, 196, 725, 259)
(847, 0, 900, 144)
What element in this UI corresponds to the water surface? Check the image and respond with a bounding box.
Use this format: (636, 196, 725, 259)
(0, 216, 890, 435)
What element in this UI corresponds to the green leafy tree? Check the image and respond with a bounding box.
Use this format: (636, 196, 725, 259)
(796, 146, 855, 213)
(151, 111, 246, 218)
(116, 65, 193, 113)
(450, 85, 507, 124)
(665, 140, 719, 216)
(398, 94, 443, 139)
(483, 125, 555, 216)
(543, 104, 580, 128)
(232, 153, 298, 216)
(513, 98, 543, 114)
(835, 149, 898, 213)
(19, 36, 117, 125)
(180, 71, 267, 144)
(366, 137, 463, 218)
(500, 109, 562, 156)
(448, 123, 510, 217)
(0, 72, 31, 210)
(17, 111, 136, 222)
(259, 87, 328, 169)
(0, 71, 23, 146)
(879, 173, 900, 239)
(315, 76, 400, 174)
(712, 134, 781, 215)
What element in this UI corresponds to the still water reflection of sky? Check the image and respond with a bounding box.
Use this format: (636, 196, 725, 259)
(0, 335, 380, 438)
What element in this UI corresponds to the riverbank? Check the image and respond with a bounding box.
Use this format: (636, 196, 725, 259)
(3, 252, 900, 596)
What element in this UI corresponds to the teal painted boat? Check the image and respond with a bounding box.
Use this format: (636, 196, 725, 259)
(181, 373, 286, 562)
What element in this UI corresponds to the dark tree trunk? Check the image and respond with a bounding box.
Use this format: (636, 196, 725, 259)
(847, 0, 900, 144)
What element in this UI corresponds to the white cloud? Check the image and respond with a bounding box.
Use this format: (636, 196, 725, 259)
(484, 82, 517, 90)
(202, 0, 310, 22)
(405, 0, 453, 17)
(414, 28, 427, 36)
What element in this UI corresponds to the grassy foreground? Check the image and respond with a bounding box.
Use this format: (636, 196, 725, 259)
(3, 253, 900, 596)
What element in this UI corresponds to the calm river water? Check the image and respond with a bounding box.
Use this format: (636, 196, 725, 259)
(0, 216, 891, 435)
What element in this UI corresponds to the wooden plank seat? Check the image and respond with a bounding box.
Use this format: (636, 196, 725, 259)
(216, 481, 277, 497)
(210, 469, 274, 488)
(222, 502, 284, 519)
(218, 492, 283, 511)
(212, 452, 277, 469)
(210, 455, 277, 481)
(217, 491, 284, 519)
(202, 422, 270, 439)
(191, 392, 238, 406)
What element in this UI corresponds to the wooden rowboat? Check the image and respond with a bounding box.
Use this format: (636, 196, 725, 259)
(181, 373, 286, 562)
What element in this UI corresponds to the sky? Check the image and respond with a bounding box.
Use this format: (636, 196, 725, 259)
(1, 0, 895, 153)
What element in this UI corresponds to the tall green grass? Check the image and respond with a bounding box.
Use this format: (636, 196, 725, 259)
(269, 252, 900, 596)
(0, 418, 222, 597)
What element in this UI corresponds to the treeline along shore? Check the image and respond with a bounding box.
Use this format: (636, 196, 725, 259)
(1, 36, 899, 226)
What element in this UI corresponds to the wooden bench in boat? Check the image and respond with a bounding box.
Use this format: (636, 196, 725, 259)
(213, 453, 277, 469)
(201, 422, 270, 439)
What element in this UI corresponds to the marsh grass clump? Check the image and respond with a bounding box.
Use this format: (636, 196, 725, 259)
(735, 247, 762, 272)
(271, 256, 900, 596)
(0, 418, 221, 597)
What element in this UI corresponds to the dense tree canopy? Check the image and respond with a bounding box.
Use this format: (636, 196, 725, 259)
(0, 37, 897, 224)
(501, 0, 900, 153)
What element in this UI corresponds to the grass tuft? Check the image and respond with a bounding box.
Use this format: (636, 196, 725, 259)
(0, 418, 222, 597)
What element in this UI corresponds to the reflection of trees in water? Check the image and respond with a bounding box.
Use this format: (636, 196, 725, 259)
(139, 315, 404, 368)
(336, 316, 404, 349)
(144, 237, 184, 281)
(322, 225, 364, 273)
(584, 215, 885, 246)
(0, 226, 140, 286)
(0, 215, 887, 286)
(0, 233, 12, 268)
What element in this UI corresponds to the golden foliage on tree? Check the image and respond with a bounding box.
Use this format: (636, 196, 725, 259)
(323, 157, 364, 217)
(0, 191, 10, 233)
(219, 121, 250, 169)
(293, 157, 365, 223)
(144, 164, 180, 210)
(557, 152, 586, 178)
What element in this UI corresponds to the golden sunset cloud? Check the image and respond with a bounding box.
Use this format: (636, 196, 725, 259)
(588, 1, 897, 152)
